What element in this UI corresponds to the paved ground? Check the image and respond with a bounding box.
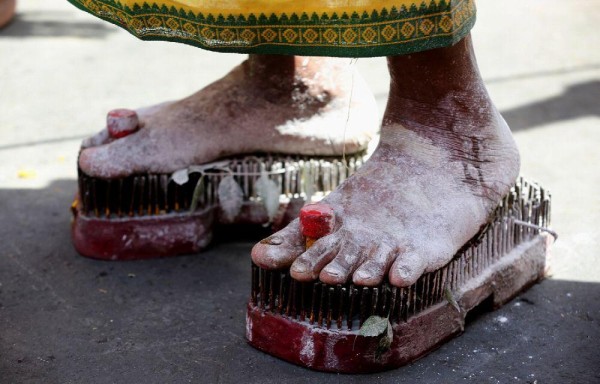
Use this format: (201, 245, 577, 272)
(1, 1, 599, 383)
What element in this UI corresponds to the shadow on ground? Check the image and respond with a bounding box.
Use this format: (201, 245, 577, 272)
(372, 79, 600, 133)
(0, 180, 598, 383)
(503, 80, 600, 132)
(1, 11, 116, 39)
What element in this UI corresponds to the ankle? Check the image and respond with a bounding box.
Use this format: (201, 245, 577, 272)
(244, 55, 354, 101)
(387, 35, 483, 98)
(246, 55, 295, 87)
(383, 34, 504, 142)
(385, 34, 493, 126)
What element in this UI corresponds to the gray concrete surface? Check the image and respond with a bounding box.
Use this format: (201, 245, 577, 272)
(1, 0, 599, 383)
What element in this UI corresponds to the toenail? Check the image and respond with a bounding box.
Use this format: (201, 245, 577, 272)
(291, 262, 308, 274)
(262, 236, 283, 245)
(326, 270, 341, 278)
(107, 109, 139, 139)
(397, 266, 411, 279)
(354, 270, 370, 280)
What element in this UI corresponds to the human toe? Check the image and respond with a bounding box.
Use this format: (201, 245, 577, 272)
(352, 244, 396, 286)
(290, 234, 340, 282)
(81, 129, 110, 149)
(319, 240, 367, 285)
(388, 252, 426, 287)
(251, 220, 305, 269)
(79, 143, 133, 179)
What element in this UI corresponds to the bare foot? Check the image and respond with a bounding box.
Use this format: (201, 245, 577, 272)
(251, 35, 521, 287)
(79, 55, 378, 179)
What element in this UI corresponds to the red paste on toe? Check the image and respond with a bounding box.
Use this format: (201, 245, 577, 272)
(107, 109, 139, 139)
(300, 203, 335, 239)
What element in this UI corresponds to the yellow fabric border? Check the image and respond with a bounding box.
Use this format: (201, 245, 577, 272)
(119, 0, 428, 18)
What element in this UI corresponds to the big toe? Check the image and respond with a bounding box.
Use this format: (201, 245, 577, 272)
(81, 129, 110, 149)
(252, 220, 305, 269)
(79, 145, 130, 179)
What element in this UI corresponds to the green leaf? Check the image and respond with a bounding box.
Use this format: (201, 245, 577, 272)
(189, 174, 205, 213)
(359, 316, 389, 337)
(379, 320, 393, 348)
(444, 287, 461, 313)
(375, 320, 394, 359)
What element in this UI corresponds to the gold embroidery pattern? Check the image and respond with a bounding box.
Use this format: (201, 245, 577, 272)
(68, 0, 476, 57)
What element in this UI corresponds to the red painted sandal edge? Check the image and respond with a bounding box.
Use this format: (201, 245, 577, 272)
(246, 235, 550, 373)
(71, 201, 215, 261)
(70, 195, 306, 260)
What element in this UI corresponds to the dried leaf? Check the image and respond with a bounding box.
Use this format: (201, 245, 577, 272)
(255, 171, 280, 223)
(359, 316, 389, 337)
(379, 320, 393, 347)
(444, 287, 461, 313)
(217, 175, 244, 221)
(189, 174, 205, 213)
(188, 160, 230, 175)
(375, 320, 394, 359)
(171, 168, 189, 185)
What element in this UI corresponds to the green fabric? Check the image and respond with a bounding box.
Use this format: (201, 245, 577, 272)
(67, 0, 476, 57)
